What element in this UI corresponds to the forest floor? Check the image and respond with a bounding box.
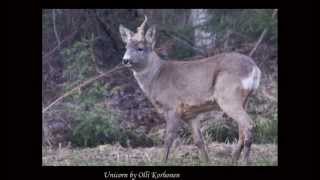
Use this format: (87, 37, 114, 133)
(42, 142, 277, 166)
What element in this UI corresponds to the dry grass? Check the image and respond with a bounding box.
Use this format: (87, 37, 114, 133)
(42, 142, 277, 166)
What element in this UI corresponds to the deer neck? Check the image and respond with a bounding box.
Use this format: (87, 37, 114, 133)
(132, 52, 163, 96)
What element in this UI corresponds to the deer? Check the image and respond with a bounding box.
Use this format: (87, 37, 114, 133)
(119, 16, 261, 164)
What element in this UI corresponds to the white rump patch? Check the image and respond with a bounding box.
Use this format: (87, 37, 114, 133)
(241, 66, 261, 90)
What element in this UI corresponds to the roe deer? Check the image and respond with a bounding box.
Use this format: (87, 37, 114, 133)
(119, 16, 261, 164)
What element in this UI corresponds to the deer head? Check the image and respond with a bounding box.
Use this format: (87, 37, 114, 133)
(119, 16, 156, 71)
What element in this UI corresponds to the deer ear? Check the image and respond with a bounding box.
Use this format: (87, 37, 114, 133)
(119, 24, 133, 44)
(145, 25, 156, 48)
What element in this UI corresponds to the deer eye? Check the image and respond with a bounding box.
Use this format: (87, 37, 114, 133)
(137, 48, 144, 52)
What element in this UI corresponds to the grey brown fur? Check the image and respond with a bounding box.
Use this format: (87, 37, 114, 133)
(119, 16, 261, 164)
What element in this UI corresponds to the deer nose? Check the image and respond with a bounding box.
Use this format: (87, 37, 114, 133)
(122, 58, 130, 65)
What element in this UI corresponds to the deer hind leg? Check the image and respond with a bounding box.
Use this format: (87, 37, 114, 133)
(214, 73, 255, 165)
(232, 126, 244, 163)
(218, 100, 254, 164)
(190, 119, 209, 162)
(232, 90, 253, 163)
(163, 111, 181, 162)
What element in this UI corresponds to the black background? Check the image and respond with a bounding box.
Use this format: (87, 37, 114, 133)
(7, 0, 314, 179)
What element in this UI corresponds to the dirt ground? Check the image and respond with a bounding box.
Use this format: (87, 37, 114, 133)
(42, 142, 277, 166)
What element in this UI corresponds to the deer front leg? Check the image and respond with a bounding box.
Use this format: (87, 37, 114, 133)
(163, 111, 180, 162)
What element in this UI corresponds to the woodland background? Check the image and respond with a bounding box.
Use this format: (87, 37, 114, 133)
(42, 9, 278, 165)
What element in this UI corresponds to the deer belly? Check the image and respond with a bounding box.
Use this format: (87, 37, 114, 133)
(176, 101, 219, 121)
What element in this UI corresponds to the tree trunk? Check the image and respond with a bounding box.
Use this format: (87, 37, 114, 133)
(190, 9, 215, 51)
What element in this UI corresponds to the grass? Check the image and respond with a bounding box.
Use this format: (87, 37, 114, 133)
(42, 142, 277, 166)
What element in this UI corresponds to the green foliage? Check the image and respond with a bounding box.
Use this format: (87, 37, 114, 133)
(60, 40, 96, 90)
(156, 9, 277, 61)
(207, 9, 277, 43)
(200, 114, 277, 144)
(254, 113, 278, 144)
(58, 39, 121, 147)
(204, 121, 238, 143)
(170, 43, 195, 60)
(171, 28, 196, 59)
(67, 82, 108, 108)
(71, 106, 121, 147)
(68, 98, 154, 148)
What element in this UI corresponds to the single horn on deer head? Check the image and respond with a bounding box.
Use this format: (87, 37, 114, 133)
(136, 15, 148, 41)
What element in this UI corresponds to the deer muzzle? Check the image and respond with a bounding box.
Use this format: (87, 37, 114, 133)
(122, 58, 130, 65)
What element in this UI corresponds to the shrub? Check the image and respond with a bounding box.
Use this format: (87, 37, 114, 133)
(254, 113, 278, 144)
(203, 120, 238, 143)
(70, 107, 121, 147)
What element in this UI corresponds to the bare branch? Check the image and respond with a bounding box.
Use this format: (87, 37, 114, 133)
(42, 28, 78, 59)
(52, 9, 61, 49)
(42, 64, 125, 114)
(87, 34, 104, 74)
(43, 15, 89, 59)
(249, 9, 278, 57)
